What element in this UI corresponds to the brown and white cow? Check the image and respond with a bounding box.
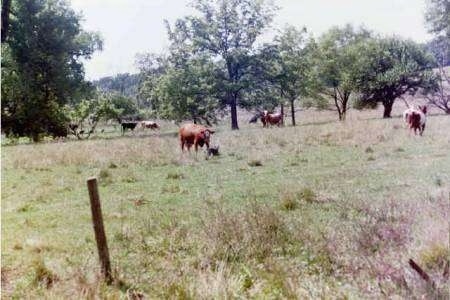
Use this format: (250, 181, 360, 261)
(141, 121, 160, 130)
(403, 105, 427, 135)
(179, 123, 215, 153)
(262, 110, 283, 127)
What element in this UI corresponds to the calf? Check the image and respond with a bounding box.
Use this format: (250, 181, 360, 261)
(179, 123, 215, 153)
(141, 121, 160, 130)
(121, 121, 138, 135)
(404, 105, 427, 135)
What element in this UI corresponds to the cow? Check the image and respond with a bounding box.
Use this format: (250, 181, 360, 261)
(262, 110, 283, 127)
(121, 121, 139, 135)
(404, 105, 427, 135)
(141, 121, 160, 130)
(179, 123, 215, 153)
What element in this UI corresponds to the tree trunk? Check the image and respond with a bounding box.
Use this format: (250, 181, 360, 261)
(280, 103, 284, 126)
(230, 93, 239, 130)
(383, 100, 394, 118)
(290, 98, 296, 126)
(1, 0, 11, 43)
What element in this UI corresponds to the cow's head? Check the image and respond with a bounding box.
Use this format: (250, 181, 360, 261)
(200, 129, 214, 142)
(419, 105, 427, 114)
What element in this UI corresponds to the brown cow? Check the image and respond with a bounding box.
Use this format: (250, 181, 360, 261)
(262, 110, 283, 127)
(404, 105, 427, 135)
(141, 121, 160, 130)
(179, 123, 215, 153)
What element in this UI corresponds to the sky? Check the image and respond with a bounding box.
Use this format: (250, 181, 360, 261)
(70, 0, 433, 80)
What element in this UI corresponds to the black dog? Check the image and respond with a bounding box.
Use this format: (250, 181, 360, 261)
(206, 145, 220, 157)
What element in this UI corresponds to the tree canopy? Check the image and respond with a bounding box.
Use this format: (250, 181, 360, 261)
(356, 37, 437, 118)
(1, 0, 102, 141)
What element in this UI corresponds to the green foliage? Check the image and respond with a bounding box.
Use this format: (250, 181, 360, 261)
(1, 0, 102, 141)
(355, 37, 437, 117)
(66, 94, 128, 139)
(93, 73, 142, 99)
(317, 25, 371, 120)
(424, 0, 450, 39)
(165, 0, 278, 129)
(152, 57, 221, 124)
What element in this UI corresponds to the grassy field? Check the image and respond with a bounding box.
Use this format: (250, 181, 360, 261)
(2, 107, 449, 299)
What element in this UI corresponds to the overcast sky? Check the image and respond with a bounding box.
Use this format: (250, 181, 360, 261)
(70, 0, 433, 80)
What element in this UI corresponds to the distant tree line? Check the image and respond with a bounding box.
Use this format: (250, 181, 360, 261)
(1, 0, 448, 141)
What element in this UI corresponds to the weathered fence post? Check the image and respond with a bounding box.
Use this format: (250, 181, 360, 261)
(87, 177, 112, 284)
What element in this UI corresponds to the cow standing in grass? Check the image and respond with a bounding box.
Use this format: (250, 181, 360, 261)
(141, 121, 160, 130)
(121, 121, 138, 135)
(179, 123, 215, 153)
(403, 105, 427, 135)
(262, 110, 283, 127)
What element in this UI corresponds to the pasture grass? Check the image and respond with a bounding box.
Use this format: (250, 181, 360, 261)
(2, 108, 450, 298)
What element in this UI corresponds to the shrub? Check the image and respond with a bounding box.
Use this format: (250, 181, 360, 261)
(279, 191, 298, 211)
(420, 243, 449, 271)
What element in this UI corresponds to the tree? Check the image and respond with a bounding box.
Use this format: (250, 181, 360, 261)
(152, 56, 221, 124)
(261, 26, 318, 126)
(423, 0, 450, 114)
(424, 0, 450, 39)
(317, 25, 371, 120)
(422, 67, 450, 114)
(356, 37, 437, 118)
(167, 0, 277, 129)
(136, 53, 169, 111)
(66, 95, 120, 140)
(1, 0, 11, 43)
(1, 0, 102, 141)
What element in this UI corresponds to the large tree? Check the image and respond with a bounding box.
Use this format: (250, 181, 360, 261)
(167, 0, 277, 130)
(263, 26, 318, 126)
(1, 0, 102, 141)
(152, 56, 221, 124)
(317, 25, 371, 121)
(422, 0, 450, 113)
(356, 37, 437, 118)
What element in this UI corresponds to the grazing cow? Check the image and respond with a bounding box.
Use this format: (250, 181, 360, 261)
(404, 105, 427, 135)
(121, 121, 138, 135)
(141, 121, 160, 130)
(262, 110, 283, 127)
(179, 123, 215, 153)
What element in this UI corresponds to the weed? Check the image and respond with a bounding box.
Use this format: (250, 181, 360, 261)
(108, 162, 118, 169)
(167, 172, 185, 180)
(31, 258, 58, 288)
(98, 168, 112, 185)
(298, 187, 316, 204)
(365, 146, 374, 153)
(420, 243, 449, 271)
(248, 159, 263, 167)
(279, 191, 298, 211)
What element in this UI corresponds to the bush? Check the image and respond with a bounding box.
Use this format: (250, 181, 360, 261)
(201, 201, 291, 262)
(420, 243, 449, 271)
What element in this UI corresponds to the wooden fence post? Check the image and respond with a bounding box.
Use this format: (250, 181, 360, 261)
(87, 177, 112, 284)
